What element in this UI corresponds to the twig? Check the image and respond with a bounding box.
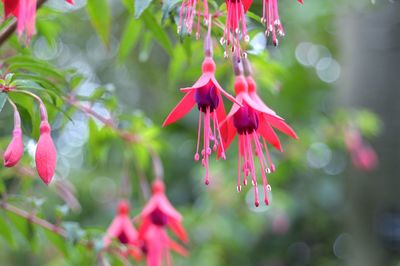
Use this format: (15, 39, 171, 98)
(0, 201, 67, 237)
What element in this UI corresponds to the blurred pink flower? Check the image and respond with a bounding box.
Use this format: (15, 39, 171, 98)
(104, 201, 141, 260)
(345, 128, 378, 171)
(138, 180, 188, 266)
(35, 121, 57, 185)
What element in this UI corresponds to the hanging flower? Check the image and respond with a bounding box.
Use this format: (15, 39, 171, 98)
(220, 60, 297, 206)
(2, 0, 74, 39)
(163, 34, 239, 185)
(178, 0, 209, 39)
(262, 0, 303, 46)
(4, 103, 24, 167)
(104, 201, 141, 260)
(35, 120, 57, 185)
(138, 180, 188, 266)
(345, 127, 378, 171)
(222, 0, 252, 58)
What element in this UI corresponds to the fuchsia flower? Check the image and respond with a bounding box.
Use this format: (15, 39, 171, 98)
(163, 35, 238, 185)
(4, 103, 24, 167)
(104, 201, 141, 260)
(138, 180, 188, 266)
(223, 0, 252, 57)
(178, 0, 209, 39)
(345, 127, 378, 171)
(2, 0, 74, 39)
(262, 0, 303, 46)
(35, 120, 57, 185)
(219, 59, 297, 206)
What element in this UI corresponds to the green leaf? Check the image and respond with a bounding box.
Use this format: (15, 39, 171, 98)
(86, 0, 111, 46)
(118, 18, 142, 61)
(44, 229, 68, 256)
(162, 0, 180, 23)
(141, 11, 173, 55)
(135, 0, 153, 18)
(0, 215, 15, 247)
(0, 93, 6, 113)
(122, 0, 134, 14)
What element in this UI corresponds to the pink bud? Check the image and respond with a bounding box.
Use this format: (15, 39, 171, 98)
(3, 127, 24, 167)
(35, 121, 57, 185)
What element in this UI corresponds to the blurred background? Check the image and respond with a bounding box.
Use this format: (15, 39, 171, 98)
(0, 0, 399, 265)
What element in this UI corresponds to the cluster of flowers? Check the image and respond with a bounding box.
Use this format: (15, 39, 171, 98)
(2, 0, 74, 39)
(103, 180, 188, 266)
(178, 0, 303, 57)
(1, 84, 57, 185)
(164, 32, 298, 207)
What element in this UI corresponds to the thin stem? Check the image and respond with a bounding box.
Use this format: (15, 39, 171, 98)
(12, 89, 48, 121)
(7, 97, 21, 128)
(0, 201, 67, 238)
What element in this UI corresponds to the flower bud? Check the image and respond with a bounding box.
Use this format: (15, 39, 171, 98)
(3, 127, 24, 167)
(35, 121, 57, 185)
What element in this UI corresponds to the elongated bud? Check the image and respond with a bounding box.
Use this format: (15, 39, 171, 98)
(35, 121, 57, 185)
(4, 105, 23, 167)
(232, 55, 242, 76)
(242, 57, 253, 76)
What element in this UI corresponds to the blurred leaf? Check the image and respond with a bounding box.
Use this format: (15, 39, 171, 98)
(162, 0, 180, 23)
(141, 10, 173, 55)
(122, 0, 134, 14)
(0, 215, 15, 247)
(118, 18, 142, 61)
(86, 0, 111, 46)
(135, 0, 153, 18)
(44, 229, 68, 256)
(0, 93, 6, 113)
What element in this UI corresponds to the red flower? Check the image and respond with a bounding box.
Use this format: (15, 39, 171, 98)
(262, 0, 303, 46)
(138, 180, 188, 266)
(222, 0, 252, 58)
(4, 107, 24, 167)
(163, 42, 238, 185)
(2, 0, 74, 39)
(104, 201, 141, 260)
(35, 120, 57, 185)
(220, 72, 297, 206)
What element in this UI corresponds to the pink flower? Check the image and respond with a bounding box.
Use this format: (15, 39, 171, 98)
(178, 0, 209, 39)
(4, 108, 24, 167)
(262, 0, 303, 46)
(220, 70, 297, 206)
(345, 127, 378, 171)
(35, 120, 57, 185)
(138, 180, 188, 266)
(2, 0, 74, 39)
(222, 0, 252, 57)
(104, 201, 141, 260)
(163, 38, 238, 185)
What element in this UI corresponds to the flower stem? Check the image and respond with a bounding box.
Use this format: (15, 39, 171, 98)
(11, 89, 48, 121)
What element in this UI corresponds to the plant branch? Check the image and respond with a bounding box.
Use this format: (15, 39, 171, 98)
(0, 201, 67, 237)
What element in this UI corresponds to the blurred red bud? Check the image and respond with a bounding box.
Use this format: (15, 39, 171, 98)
(35, 121, 57, 185)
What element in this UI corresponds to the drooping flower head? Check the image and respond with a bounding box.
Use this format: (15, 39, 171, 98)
(345, 126, 378, 171)
(222, 0, 252, 58)
(2, 0, 74, 39)
(4, 100, 24, 167)
(163, 32, 239, 185)
(138, 180, 188, 266)
(262, 0, 303, 46)
(219, 57, 297, 206)
(35, 120, 57, 185)
(103, 201, 141, 260)
(178, 0, 209, 39)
